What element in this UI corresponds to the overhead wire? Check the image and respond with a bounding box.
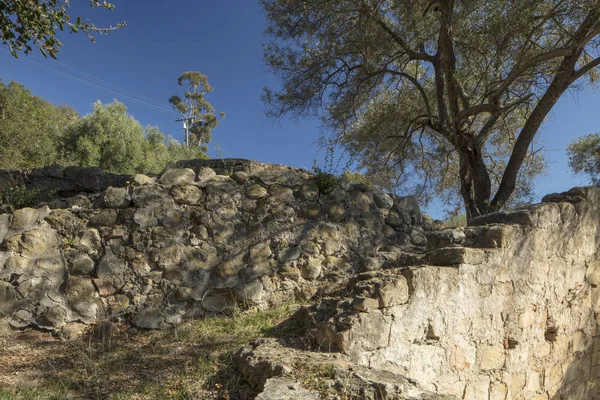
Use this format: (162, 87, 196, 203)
(0, 48, 181, 116)
(27, 51, 174, 110)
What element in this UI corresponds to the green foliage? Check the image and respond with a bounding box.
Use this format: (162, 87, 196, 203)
(0, 0, 124, 58)
(0, 184, 55, 213)
(262, 0, 600, 218)
(313, 167, 338, 195)
(568, 133, 600, 186)
(169, 71, 224, 149)
(444, 213, 467, 228)
(0, 80, 79, 169)
(63, 101, 205, 174)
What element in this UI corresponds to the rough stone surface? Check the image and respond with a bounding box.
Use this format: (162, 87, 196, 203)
(0, 160, 598, 400)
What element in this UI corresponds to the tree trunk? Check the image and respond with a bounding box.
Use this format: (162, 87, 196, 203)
(456, 134, 492, 222)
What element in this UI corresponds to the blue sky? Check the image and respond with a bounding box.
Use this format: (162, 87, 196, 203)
(0, 1, 598, 218)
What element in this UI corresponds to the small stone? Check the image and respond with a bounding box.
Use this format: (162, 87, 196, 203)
(231, 171, 249, 184)
(249, 242, 272, 263)
(279, 265, 301, 281)
(373, 192, 394, 209)
(233, 280, 264, 305)
(132, 309, 167, 329)
(328, 204, 345, 223)
(301, 241, 319, 255)
(88, 209, 118, 227)
(352, 296, 380, 311)
(79, 228, 102, 252)
(301, 181, 319, 201)
(196, 167, 217, 184)
(360, 257, 381, 272)
(132, 174, 153, 185)
(60, 323, 88, 340)
(410, 229, 428, 246)
(386, 211, 405, 228)
(302, 257, 323, 280)
(246, 184, 268, 199)
(278, 247, 301, 263)
(96, 248, 126, 277)
(302, 203, 321, 219)
(103, 187, 131, 208)
(269, 185, 294, 199)
(159, 168, 196, 186)
(93, 278, 119, 297)
(171, 184, 203, 204)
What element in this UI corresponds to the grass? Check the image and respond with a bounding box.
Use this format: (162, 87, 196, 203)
(0, 304, 299, 400)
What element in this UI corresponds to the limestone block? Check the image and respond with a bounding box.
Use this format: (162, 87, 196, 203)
(478, 344, 505, 370)
(377, 276, 409, 308)
(428, 247, 486, 265)
(352, 296, 380, 311)
(463, 375, 490, 400)
(256, 378, 319, 400)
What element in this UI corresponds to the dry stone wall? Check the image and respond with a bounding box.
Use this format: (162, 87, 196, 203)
(296, 186, 600, 399)
(0, 160, 427, 333)
(1, 159, 599, 400)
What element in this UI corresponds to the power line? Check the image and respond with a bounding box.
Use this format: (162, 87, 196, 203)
(0, 48, 180, 116)
(27, 51, 173, 110)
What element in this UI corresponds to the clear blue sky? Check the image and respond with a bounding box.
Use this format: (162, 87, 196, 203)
(0, 1, 598, 218)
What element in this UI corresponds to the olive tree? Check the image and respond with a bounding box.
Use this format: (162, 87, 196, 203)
(0, 0, 124, 58)
(568, 133, 600, 186)
(262, 0, 600, 221)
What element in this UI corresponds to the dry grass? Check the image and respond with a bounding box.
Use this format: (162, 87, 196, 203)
(0, 304, 298, 400)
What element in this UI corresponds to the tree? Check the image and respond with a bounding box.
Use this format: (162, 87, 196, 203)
(63, 100, 205, 174)
(169, 71, 224, 150)
(0, 80, 79, 169)
(568, 133, 600, 186)
(262, 0, 600, 221)
(0, 0, 124, 59)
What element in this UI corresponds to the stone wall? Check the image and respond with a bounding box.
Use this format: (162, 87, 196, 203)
(1, 159, 599, 399)
(0, 160, 426, 332)
(298, 186, 600, 399)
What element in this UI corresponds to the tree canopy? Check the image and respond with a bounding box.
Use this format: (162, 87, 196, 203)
(0, 0, 124, 58)
(169, 71, 224, 151)
(568, 133, 600, 186)
(64, 100, 207, 174)
(262, 0, 600, 220)
(0, 80, 79, 169)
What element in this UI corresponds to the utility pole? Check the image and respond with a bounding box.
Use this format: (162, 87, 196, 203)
(175, 116, 196, 147)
